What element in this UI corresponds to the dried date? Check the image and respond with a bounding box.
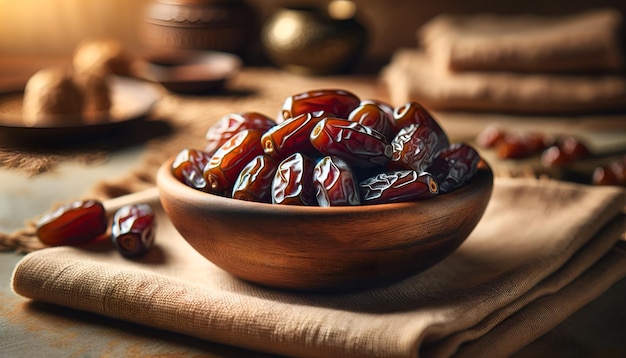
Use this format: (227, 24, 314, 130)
(36, 200, 108, 246)
(171, 148, 212, 191)
(310, 117, 392, 168)
(591, 154, 625, 187)
(392, 102, 446, 137)
(313, 156, 361, 206)
(427, 143, 480, 193)
(361, 99, 394, 125)
(359, 170, 439, 205)
(232, 155, 278, 202)
(475, 125, 506, 148)
(204, 129, 264, 195)
(541, 136, 591, 167)
(496, 132, 552, 160)
(280, 89, 360, 122)
(262, 111, 329, 160)
(272, 153, 317, 205)
(205, 112, 276, 154)
(388, 123, 450, 172)
(348, 101, 394, 140)
(111, 204, 156, 257)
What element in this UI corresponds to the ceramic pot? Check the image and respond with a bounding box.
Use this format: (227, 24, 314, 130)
(261, 5, 368, 75)
(142, 0, 256, 56)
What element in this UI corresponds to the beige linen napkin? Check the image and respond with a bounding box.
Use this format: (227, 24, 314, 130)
(381, 48, 626, 113)
(11, 178, 626, 357)
(418, 9, 624, 73)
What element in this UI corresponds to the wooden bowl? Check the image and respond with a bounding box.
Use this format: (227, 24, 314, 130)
(157, 157, 493, 292)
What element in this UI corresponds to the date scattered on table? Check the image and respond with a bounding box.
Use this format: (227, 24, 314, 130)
(36, 200, 108, 246)
(111, 204, 156, 257)
(36, 199, 157, 254)
(475, 125, 625, 187)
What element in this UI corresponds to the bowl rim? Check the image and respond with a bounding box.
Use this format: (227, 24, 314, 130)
(157, 156, 494, 217)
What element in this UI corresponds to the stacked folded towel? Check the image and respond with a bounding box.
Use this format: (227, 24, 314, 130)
(381, 8, 626, 114)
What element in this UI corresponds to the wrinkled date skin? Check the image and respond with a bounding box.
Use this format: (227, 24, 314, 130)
(427, 143, 480, 193)
(205, 112, 276, 154)
(111, 204, 156, 257)
(280, 89, 360, 122)
(272, 153, 317, 205)
(313, 156, 361, 206)
(262, 112, 329, 160)
(36, 200, 108, 246)
(392, 102, 446, 137)
(171, 148, 212, 191)
(348, 102, 394, 140)
(310, 117, 392, 168)
(388, 123, 450, 172)
(359, 171, 439, 205)
(232, 155, 278, 202)
(204, 129, 264, 195)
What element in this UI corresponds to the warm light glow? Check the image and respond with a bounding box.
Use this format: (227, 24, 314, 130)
(0, 0, 151, 56)
(328, 0, 357, 20)
(270, 16, 300, 46)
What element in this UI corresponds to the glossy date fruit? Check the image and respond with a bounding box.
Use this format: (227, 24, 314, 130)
(205, 112, 276, 154)
(392, 102, 446, 137)
(272, 152, 317, 205)
(496, 132, 551, 160)
(36, 200, 108, 246)
(388, 123, 450, 172)
(232, 155, 278, 202)
(348, 101, 394, 140)
(541, 136, 591, 167)
(262, 111, 329, 160)
(359, 170, 439, 205)
(427, 143, 480, 193)
(279, 89, 360, 122)
(475, 126, 570, 161)
(204, 129, 264, 195)
(171, 148, 212, 191)
(310, 117, 392, 168)
(313, 156, 361, 206)
(475, 125, 506, 148)
(361, 99, 394, 125)
(592, 155, 626, 187)
(111, 204, 156, 257)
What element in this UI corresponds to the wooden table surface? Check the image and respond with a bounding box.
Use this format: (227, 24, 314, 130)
(1, 60, 625, 357)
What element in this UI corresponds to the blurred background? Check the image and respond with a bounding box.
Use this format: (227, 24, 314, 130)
(2, 0, 625, 68)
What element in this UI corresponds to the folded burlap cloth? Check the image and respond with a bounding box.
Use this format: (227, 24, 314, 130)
(419, 8, 624, 73)
(11, 176, 626, 357)
(381, 9, 626, 113)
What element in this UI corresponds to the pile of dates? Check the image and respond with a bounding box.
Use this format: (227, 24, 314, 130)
(172, 89, 482, 206)
(475, 125, 625, 187)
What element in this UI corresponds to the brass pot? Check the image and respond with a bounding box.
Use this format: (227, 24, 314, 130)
(142, 0, 256, 56)
(261, 4, 368, 75)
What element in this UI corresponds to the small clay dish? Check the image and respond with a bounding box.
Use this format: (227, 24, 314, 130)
(157, 157, 493, 292)
(135, 51, 242, 94)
